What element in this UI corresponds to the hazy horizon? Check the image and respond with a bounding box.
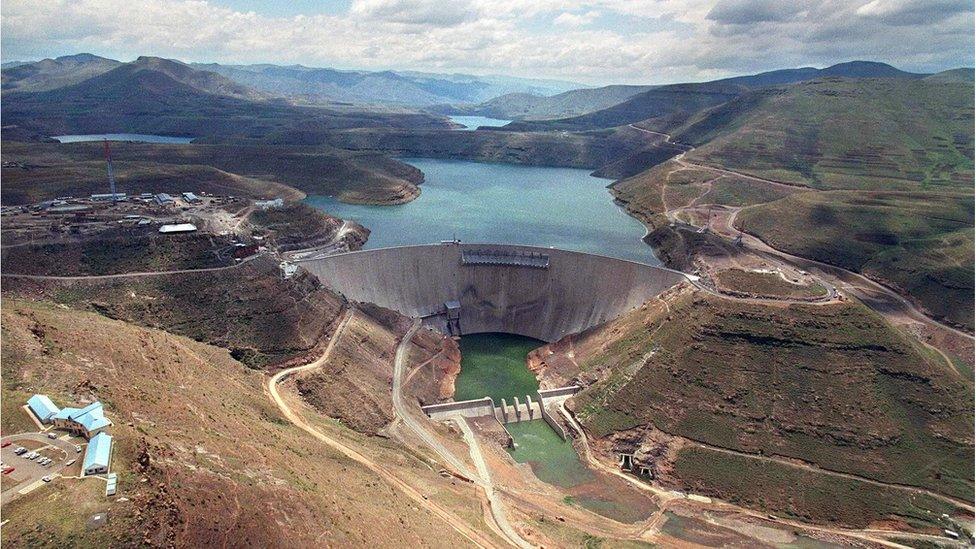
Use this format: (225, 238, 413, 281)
(2, 0, 973, 86)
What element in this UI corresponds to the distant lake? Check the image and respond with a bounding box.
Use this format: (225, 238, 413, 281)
(448, 115, 512, 130)
(52, 133, 195, 144)
(306, 158, 658, 265)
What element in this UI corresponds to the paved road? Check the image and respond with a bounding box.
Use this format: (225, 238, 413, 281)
(266, 310, 500, 548)
(390, 320, 531, 548)
(454, 418, 533, 549)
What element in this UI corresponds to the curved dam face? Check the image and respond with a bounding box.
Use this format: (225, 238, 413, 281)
(297, 244, 687, 342)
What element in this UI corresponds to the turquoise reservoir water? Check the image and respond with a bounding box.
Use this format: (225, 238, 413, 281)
(448, 115, 512, 130)
(454, 333, 542, 404)
(305, 158, 658, 265)
(52, 133, 195, 144)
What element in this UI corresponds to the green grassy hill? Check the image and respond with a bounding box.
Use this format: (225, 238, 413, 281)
(676, 78, 974, 190)
(558, 288, 974, 526)
(736, 190, 975, 329)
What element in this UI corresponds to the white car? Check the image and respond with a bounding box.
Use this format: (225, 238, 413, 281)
(64, 459, 76, 466)
(41, 476, 52, 482)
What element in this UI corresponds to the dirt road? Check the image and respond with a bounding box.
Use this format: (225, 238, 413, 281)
(266, 310, 500, 548)
(391, 320, 532, 548)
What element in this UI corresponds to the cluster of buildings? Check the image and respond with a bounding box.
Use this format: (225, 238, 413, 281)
(27, 395, 114, 476)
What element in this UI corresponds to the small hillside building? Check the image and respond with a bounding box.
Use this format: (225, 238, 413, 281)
(52, 401, 112, 439)
(27, 394, 60, 423)
(83, 432, 113, 476)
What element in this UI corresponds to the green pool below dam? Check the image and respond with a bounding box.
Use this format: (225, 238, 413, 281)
(453, 333, 657, 524)
(454, 333, 542, 404)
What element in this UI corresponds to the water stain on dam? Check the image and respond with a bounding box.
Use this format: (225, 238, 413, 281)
(306, 158, 659, 265)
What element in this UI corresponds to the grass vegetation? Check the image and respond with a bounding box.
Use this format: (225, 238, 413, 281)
(0, 140, 423, 206)
(677, 79, 974, 190)
(2, 256, 345, 368)
(737, 190, 974, 328)
(1, 231, 233, 276)
(570, 288, 974, 503)
(0, 298, 482, 547)
(671, 446, 958, 529)
(714, 269, 829, 299)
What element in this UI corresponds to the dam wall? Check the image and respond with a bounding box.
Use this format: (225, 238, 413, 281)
(298, 243, 686, 342)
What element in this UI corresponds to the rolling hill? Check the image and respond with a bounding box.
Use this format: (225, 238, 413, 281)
(0, 53, 121, 92)
(1, 57, 450, 140)
(431, 85, 653, 120)
(672, 78, 975, 189)
(534, 285, 974, 527)
(194, 62, 584, 106)
(504, 61, 930, 132)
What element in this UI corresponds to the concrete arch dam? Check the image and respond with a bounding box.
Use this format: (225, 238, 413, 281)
(297, 243, 687, 342)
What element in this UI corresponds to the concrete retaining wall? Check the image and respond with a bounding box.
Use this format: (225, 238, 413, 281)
(422, 397, 495, 420)
(298, 243, 686, 342)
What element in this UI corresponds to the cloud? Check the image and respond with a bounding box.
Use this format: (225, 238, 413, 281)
(554, 10, 601, 27)
(0, 0, 972, 85)
(350, 0, 477, 26)
(707, 0, 803, 24)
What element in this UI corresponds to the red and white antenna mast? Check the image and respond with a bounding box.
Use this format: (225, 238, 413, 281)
(103, 139, 118, 202)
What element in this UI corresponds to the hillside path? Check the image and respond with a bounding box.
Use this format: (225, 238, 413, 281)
(267, 310, 500, 549)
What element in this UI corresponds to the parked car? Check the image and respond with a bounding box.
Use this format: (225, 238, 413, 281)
(64, 459, 76, 466)
(13, 447, 27, 455)
(47, 433, 57, 440)
(74, 445, 82, 453)
(3, 467, 14, 475)
(1, 441, 11, 448)
(41, 476, 52, 482)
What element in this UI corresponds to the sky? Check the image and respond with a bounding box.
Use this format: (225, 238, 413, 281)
(2, 0, 973, 85)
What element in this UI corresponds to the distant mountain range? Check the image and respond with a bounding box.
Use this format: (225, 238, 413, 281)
(1, 53, 970, 143)
(1, 53, 585, 107)
(499, 61, 941, 130)
(1, 56, 449, 139)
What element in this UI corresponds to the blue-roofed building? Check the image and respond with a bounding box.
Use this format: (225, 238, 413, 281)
(27, 394, 60, 423)
(52, 401, 112, 439)
(83, 432, 113, 476)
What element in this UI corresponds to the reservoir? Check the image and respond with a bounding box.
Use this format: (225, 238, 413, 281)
(52, 133, 195, 144)
(306, 158, 658, 265)
(448, 115, 512, 130)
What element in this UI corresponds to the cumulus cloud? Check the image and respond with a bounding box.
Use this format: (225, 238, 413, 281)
(554, 10, 601, 27)
(0, 0, 972, 84)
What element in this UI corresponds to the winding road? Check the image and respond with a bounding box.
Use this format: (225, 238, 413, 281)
(391, 320, 532, 548)
(266, 310, 501, 548)
(627, 122, 973, 345)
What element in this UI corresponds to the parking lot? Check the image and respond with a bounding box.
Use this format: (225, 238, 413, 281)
(1, 432, 86, 505)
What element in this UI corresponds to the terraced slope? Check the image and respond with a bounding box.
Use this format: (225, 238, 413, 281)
(534, 286, 974, 526)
